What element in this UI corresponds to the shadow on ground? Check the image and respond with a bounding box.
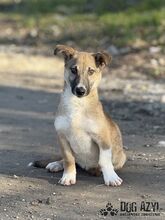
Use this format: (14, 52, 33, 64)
(0, 84, 164, 180)
(0, 84, 165, 219)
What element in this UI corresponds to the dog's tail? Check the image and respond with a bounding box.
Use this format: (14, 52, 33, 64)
(28, 160, 52, 168)
(28, 156, 62, 168)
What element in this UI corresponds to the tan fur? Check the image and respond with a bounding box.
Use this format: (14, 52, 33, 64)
(54, 45, 126, 186)
(58, 134, 76, 174)
(32, 45, 126, 186)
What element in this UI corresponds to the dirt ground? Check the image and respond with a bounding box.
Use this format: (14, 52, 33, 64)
(0, 46, 165, 220)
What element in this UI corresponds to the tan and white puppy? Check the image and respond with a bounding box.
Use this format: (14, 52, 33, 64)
(30, 45, 126, 186)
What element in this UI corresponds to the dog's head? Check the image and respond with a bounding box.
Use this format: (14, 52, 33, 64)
(54, 45, 111, 98)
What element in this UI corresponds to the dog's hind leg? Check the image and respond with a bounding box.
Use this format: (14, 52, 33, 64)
(46, 160, 63, 172)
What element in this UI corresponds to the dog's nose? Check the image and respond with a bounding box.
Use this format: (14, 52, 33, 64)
(75, 86, 86, 97)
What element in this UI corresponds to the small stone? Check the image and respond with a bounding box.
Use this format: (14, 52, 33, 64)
(159, 58, 165, 65)
(153, 126, 160, 130)
(119, 47, 131, 54)
(107, 45, 119, 56)
(155, 167, 164, 170)
(141, 194, 150, 199)
(138, 153, 146, 156)
(30, 201, 38, 206)
(30, 29, 38, 37)
(153, 164, 164, 170)
(46, 197, 52, 205)
(157, 141, 165, 147)
(153, 158, 158, 161)
(143, 144, 151, 147)
(149, 46, 161, 53)
(161, 95, 165, 103)
(123, 146, 129, 150)
(30, 199, 42, 206)
(153, 164, 159, 167)
(150, 58, 158, 67)
(13, 175, 19, 179)
(128, 157, 134, 161)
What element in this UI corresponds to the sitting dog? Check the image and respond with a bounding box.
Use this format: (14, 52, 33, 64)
(30, 45, 126, 186)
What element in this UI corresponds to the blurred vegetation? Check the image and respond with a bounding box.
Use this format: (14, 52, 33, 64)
(0, 0, 165, 48)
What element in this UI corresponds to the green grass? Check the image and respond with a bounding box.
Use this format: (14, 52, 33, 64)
(0, 0, 165, 48)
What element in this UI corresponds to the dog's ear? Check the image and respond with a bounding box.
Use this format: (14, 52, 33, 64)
(93, 51, 112, 68)
(54, 45, 75, 62)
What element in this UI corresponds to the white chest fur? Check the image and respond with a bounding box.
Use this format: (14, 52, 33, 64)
(54, 88, 99, 169)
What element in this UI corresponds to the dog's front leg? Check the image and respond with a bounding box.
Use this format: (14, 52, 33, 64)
(95, 137, 123, 186)
(58, 134, 76, 186)
(99, 147, 123, 186)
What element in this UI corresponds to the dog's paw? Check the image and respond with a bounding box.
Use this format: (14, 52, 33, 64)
(27, 162, 34, 167)
(59, 172, 76, 186)
(46, 161, 63, 172)
(103, 170, 123, 186)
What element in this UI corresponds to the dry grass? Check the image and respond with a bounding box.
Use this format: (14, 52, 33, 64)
(0, 52, 64, 91)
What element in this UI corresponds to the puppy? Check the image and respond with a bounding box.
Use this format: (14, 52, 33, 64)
(30, 45, 126, 186)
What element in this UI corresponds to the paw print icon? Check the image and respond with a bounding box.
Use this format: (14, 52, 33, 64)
(110, 208, 119, 216)
(100, 208, 109, 216)
(106, 202, 113, 212)
(99, 202, 119, 217)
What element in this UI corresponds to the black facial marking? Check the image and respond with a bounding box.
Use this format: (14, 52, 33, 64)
(70, 66, 77, 75)
(68, 64, 95, 97)
(70, 75, 80, 94)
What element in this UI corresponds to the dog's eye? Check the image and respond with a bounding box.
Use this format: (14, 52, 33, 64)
(70, 66, 77, 75)
(88, 68, 95, 75)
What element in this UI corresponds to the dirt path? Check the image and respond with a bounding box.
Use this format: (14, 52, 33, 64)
(0, 47, 165, 220)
